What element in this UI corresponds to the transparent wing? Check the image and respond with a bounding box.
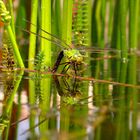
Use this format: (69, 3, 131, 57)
(19, 19, 140, 59)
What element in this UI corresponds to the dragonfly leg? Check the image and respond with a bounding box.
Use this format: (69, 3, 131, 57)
(59, 61, 70, 66)
(75, 62, 81, 75)
(61, 63, 71, 74)
(72, 62, 77, 75)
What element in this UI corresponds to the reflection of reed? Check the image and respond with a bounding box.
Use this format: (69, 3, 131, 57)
(0, 29, 19, 134)
(0, 70, 23, 136)
(3, 75, 15, 98)
(0, 114, 10, 134)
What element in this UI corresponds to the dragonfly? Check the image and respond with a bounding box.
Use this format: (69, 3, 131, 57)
(20, 20, 125, 76)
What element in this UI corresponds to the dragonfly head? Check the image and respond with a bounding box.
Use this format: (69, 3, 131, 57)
(64, 49, 84, 64)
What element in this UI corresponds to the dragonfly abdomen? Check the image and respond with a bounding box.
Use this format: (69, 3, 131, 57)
(52, 51, 64, 73)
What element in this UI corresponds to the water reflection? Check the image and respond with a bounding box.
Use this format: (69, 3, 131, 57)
(0, 69, 23, 139)
(0, 52, 139, 139)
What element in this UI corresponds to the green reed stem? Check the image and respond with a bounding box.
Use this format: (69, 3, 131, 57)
(120, 0, 127, 58)
(95, 0, 101, 45)
(127, 0, 139, 86)
(28, 0, 38, 111)
(39, 0, 51, 131)
(118, 9, 128, 100)
(6, 25, 24, 68)
(15, 0, 26, 35)
(91, 0, 107, 96)
(28, 0, 38, 134)
(118, 0, 128, 96)
(100, 0, 106, 48)
(129, 0, 139, 50)
(115, 0, 128, 132)
(28, 0, 38, 69)
(28, 3, 38, 134)
(110, 0, 121, 85)
(111, 0, 120, 50)
(99, 0, 107, 95)
(40, 0, 51, 94)
(59, 0, 73, 132)
(93, 0, 106, 47)
(87, 0, 92, 46)
(54, 0, 62, 37)
(127, 2, 139, 139)
(28, 0, 38, 108)
(51, 0, 62, 64)
(108, 0, 114, 42)
(7, 0, 15, 35)
(0, 0, 24, 68)
(139, 8, 140, 38)
(40, 0, 51, 66)
(92, 0, 98, 44)
(62, 0, 73, 45)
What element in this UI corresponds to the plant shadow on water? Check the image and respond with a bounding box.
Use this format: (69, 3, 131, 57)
(0, 49, 140, 140)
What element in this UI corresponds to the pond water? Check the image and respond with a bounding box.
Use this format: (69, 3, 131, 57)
(0, 49, 140, 140)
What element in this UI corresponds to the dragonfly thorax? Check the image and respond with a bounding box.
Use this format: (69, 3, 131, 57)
(64, 49, 83, 64)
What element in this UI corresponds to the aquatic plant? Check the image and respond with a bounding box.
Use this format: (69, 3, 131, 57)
(0, 0, 24, 68)
(0, 0, 140, 139)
